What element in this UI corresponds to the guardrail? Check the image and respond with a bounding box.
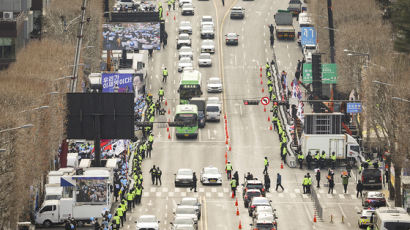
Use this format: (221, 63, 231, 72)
(311, 187, 323, 219)
(271, 49, 297, 168)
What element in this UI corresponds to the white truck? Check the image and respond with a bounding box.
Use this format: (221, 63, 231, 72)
(35, 198, 110, 227)
(300, 133, 360, 160)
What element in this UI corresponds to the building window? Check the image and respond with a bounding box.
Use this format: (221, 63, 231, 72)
(0, 46, 13, 58)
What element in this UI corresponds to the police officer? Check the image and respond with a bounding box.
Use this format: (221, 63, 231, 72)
(314, 151, 320, 169)
(331, 152, 337, 169)
(167, 0, 171, 11)
(172, 0, 175, 10)
(302, 175, 308, 194)
(297, 152, 304, 169)
(306, 151, 312, 170)
(127, 191, 133, 211)
(320, 151, 326, 168)
(158, 87, 164, 102)
(225, 161, 233, 180)
(135, 184, 143, 204)
(266, 62, 270, 75)
(116, 205, 124, 227)
(307, 174, 312, 194)
(149, 165, 157, 185)
(315, 169, 321, 188)
(230, 177, 237, 197)
(162, 67, 168, 82)
(113, 213, 120, 230)
(263, 157, 269, 174)
(268, 85, 273, 100)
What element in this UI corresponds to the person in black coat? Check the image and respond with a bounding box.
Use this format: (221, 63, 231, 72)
(306, 152, 312, 169)
(356, 180, 364, 198)
(190, 172, 197, 192)
(315, 170, 321, 188)
(233, 171, 239, 185)
(264, 173, 271, 192)
(269, 24, 274, 35)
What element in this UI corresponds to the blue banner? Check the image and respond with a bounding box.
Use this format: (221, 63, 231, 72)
(301, 27, 316, 46)
(347, 103, 362, 113)
(102, 73, 134, 93)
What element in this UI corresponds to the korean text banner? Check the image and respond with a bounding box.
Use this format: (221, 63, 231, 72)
(102, 73, 134, 93)
(75, 177, 108, 204)
(103, 22, 161, 50)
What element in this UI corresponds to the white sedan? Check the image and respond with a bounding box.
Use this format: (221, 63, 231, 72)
(135, 215, 160, 230)
(179, 21, 192, 34)
(201, 40, 215, 54)
(178, 57, 193, 72)
(198, 53, 212, 67)
(200, 166, 222, 185)
(207, 77, 222, 93)
(179, 46, 193, 60)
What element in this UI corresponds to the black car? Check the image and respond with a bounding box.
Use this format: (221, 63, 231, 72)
(189, 98, 206, 128)
(225, 33, 239, 46)
(243, 189, 262, 208)
(242, 179, 265, 197)
(362, 168, 382, 189)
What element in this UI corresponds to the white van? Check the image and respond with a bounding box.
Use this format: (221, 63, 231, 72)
(45, 185, 63, 201)
(206, 103, 221, 122)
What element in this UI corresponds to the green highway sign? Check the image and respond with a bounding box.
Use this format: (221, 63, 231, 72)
(302, 63, 312, 84)
(302, 63, 338, 84)
(322, 63, 337, 84)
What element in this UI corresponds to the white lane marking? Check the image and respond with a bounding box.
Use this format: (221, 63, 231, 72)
(169, 192, 174, 197)
(150, 187, 156, 192)
(303, 202, 313, 223)
(207, 129, 211, 140)
(156, 192, 162, 197)
(162, 187, 169, 192)
(338, 194, 345, 199)
(199, 188, 205, 192)
(211, 188, 217, 192)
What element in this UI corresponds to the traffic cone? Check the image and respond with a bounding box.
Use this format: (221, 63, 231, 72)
(264, 106, 266, 112)
(224, 113, 227, 119)
(262, 88, 264, 93)
(167, 126, 169, 132)
(260, 79, 263, 85)
(238, 221, 242, 229)
(165, 100, 167, 106)
(225, 139, 228, 145)
(229, 146, 232, 151)
(225, 152, 227, 158)
(268, 116, 270, 121)
(167, 11, 169, 16)
(168, 108, 170, 114)
(225, 158, 228, 164)
(313, 214, 317, 223)
(174, 15, 176, 20)
(232, 192, 235, 198)
(226, 133, 229, 139)
(281, 162, 284, 169)
(269, 125, 273, 130)
(235, 198, 238, 206)
(236, 207, 239, 216)
(260, 72, 262, 77)
(225, 119, 227, 124)
(260, 67, 262, 72)
(168, 133, 171, 139)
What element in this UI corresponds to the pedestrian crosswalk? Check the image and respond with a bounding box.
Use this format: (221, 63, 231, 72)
(141, 186, 360, 200)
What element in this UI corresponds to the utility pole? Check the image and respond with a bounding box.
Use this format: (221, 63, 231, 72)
(327, 0, 336, 110)
(69, 0, 88, 92)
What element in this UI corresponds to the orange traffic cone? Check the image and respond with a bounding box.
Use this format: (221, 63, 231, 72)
(262, 88, 264, 93)
(174, 15, 176, 20)
(236, 207, 239, 216)
(168, 133, 171, 139)
(225, 158, 228, 164)
(224, 113, 227, 119)
(260, 67, 262, 72)
(268, 116, 270, 121)
(165, 100, 167, 106)
(225, 152, 227, 158)
(260, 73, 262, 77)
(168, 108, 170, 114)
(167, 126, 169, 132)
(269, 125, 273, 130)
(226, 139, 228, 145)
(313, 214, 317, 223)
(229, 146, 232, 151)
(281, 162, 284, 169)
(238, 221, 242, 229)
(235, 198, 238, 206)
(260, 79, 263, 85)
(232, 192, 235, 198)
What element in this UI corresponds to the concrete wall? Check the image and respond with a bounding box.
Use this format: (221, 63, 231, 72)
(0, 0, 32, 12)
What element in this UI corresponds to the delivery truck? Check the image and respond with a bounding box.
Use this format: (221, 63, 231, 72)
(35, 198, 110, 227)
(300, 133, 360, 160)
(274, 10, 295, 40)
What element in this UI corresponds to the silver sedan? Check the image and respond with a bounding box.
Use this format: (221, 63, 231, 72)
(179, 21, 192, 34)
(198, 53, 212, 67)
(200, 166, 222, 185)
(201, 40, 215, 54)
(179, 46, 193, 60)
(207, 77, 222, 93)
(178, 57, 193, 72)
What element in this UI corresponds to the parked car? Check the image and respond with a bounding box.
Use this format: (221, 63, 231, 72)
(175, 168, 194, 187)
(230, 6, 245, 19)
(362, 168, 382, 189)
(251, 212, 277, 230)
(198, 53, 212, 67)
(179, 21, 193, 34)
(200, 166, 222, 185)
(362, 191, 386, 208)
(200, 16, 214, 27)
(252, 206, 275, 221)
(225, 33, 239, 45)
(248, 197, 271, 216)
(178, 197, 201, 219)
(178, 57, 193, 72)
(179, 46, 193, 60)
(201, 40, 215, 54)
(177, 33, 191, 49)
(243, 189, 262, 208)
(181, 3, 194, 15)
(207, 77, 222, 93)
(179, 0, 192, 7)
(174, 205, 198, 225)
(135, 215, 160, 230)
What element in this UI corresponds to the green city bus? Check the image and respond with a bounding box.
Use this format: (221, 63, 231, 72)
(174, 104, 198, 138)
(178, 70, 202, 104)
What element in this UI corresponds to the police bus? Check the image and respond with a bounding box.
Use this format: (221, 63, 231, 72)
(373, 207, 410, 230)
(174, 104, 199, 138)
(178, 70, 202, 104)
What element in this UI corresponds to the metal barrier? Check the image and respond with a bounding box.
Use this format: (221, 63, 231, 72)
(311, 187, 323, 219)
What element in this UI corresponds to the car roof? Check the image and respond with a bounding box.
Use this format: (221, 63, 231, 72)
(178, 168, 193, 172)
(181, 197, 198, 202)
(232, 6, 243, 10)
(251, 197, 269, 202)
(200, 53, 211, 56)
(202, 16, 213, 20)
(180, 57, 192, 61)
(208, 77, 220, 81)
(246, 189, 261, 193)
(179, 33, 190, 37)
(247, 180, 263, 184)
(227, 32, 237, 36)
(367, 192, 384, 198)
(179, 46, 192, 51)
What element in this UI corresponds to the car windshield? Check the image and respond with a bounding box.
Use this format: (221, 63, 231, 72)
(207, 106, 219, 112)
(247, 183, 263, 189)
(203, 40, 213, 46)
(209, 79, 220, 84)
(202, 25, 213, 30)
(256, 223, 274, 229)
(175, 217, 193, 225)
(199, 53, 210, 59)
(178, 169, 192, 175)
(368, 192, 384, 198)
(179, 34, 189, 40)
(138, 216, 156, 222)
(232, 7, 243, 10)
(202, 17, 212, 22)
(247, 191, 261, 196)
(176, 207, 195, 214)
(180, 21, 191, 27)
(227, 34, 237, 39)
(183, 3, 193, 8)
(204, 168, 218, 174)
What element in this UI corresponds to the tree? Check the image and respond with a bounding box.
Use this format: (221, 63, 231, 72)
(391, 0, 410, 53)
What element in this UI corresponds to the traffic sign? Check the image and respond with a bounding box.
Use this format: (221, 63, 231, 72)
(301, 27, 316, 46)
(261, 97, 270, 105)
(347, 103, 362, 113)
(322, 63, 338, 84)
